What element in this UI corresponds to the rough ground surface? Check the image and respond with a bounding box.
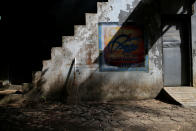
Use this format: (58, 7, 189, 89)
(0, 100, 196, 131)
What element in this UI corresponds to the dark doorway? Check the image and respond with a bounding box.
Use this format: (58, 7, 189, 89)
(162, 15, 192, 86)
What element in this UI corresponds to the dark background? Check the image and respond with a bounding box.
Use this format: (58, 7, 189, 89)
(0, 0, 107, 84)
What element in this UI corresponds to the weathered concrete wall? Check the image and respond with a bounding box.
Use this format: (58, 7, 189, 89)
(192, 2, 196, 87)
(38, 0, 164, 101)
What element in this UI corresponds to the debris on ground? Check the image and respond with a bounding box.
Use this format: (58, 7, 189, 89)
(0, 99, 196, 131)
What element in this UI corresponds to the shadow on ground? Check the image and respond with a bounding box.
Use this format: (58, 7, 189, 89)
(0, 99, 196, 131)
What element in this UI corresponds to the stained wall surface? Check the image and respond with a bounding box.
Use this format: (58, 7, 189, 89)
(37, 0, 194, 101)
(35, 0, 164, 101)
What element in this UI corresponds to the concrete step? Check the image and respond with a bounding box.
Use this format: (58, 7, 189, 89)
(42, 60, 51, 71)
(51, 47, 64, 60)
(62, 36, 74, 44)
(163, 87, 196, 107)
(74, 25, 87, 37)
(97, 2, 108, 13)
(85, 13, 98, 26)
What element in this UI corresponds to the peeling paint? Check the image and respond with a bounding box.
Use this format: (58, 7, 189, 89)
(149, 39, 162, 70)
(85, 44, 93, 65)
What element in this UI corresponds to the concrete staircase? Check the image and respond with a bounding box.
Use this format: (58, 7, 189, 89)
(33, 0, 142, 100)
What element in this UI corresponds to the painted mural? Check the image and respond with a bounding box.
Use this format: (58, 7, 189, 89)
(99, 22, 148, 71)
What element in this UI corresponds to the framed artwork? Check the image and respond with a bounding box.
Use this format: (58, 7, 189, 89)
(98, 22, 148, 71)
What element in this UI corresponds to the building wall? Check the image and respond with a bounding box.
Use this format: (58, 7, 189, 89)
(36, 0, 164, 101)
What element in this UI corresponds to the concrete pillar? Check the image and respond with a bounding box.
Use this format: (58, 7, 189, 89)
(191, 2, 196, 86)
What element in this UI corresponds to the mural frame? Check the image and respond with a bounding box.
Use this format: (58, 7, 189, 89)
(98, 22, 149, 72)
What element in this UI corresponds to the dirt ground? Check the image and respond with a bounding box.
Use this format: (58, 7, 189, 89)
(0, 99, 196, 131)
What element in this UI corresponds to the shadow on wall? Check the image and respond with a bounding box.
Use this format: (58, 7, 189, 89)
(34, 0, 194, 101)
(99, 22, 148, 72)
(74, 0, 194, 101)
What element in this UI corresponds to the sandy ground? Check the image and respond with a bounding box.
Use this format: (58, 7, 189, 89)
(0, 99, 196, 131)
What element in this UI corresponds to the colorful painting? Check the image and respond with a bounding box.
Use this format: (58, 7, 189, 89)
(99, 22, 148, 71)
